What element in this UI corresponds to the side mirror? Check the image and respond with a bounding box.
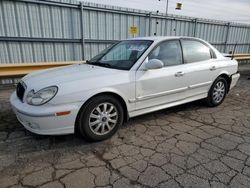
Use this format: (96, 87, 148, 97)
(145, 59, 164, 70)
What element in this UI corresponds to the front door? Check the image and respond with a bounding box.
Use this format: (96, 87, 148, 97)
(135, 40, 189, 110)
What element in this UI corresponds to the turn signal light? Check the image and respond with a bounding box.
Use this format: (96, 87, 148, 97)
(55, 111, 71, 116)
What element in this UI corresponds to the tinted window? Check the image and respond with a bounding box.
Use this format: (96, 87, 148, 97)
(182, 40, 211, 63)
(148, 40, 183, 66)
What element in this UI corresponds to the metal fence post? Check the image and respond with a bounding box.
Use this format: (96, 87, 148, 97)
(248, 27, 250, 53)
(224, 22, 230, 53)
(193, 19, 197, 37)
(80, 2, 85, 60)
(148, 12, 152, 36)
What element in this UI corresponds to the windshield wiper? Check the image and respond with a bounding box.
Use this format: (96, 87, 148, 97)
(86, 61, 112, 68)
(86, 60, 94, 64)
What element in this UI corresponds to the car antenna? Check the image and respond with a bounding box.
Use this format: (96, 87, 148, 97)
(231, 42, 238, 60)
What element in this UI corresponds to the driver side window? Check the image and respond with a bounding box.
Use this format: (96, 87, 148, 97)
(148, 40, 183, 67)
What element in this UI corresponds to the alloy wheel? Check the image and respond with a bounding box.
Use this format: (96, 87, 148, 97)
(212, 81, 225, 103)
(88, 102, 118, 135)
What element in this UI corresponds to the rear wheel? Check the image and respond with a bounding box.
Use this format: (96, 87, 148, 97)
(78, 95, 124, 141)
(206, 77, 228, 107)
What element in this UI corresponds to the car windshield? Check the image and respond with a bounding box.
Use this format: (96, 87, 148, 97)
(87, 40, 153, 70)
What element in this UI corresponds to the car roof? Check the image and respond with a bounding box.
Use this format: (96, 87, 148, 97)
(126, 36, 201, 42)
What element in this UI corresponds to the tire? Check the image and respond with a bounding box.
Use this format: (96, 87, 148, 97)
(205, 76, 228, 107)
(77, 95, 124, 141)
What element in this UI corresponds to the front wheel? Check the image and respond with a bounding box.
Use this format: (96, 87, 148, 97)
(78, 95, 124, 141)
(205, 77, 228, 107)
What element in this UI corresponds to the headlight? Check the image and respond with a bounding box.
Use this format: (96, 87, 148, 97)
(26, 86, 58, 106)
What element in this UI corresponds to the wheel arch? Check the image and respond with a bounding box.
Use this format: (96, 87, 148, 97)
(74, 91, 129, 133)
(217, 73, 232, 92)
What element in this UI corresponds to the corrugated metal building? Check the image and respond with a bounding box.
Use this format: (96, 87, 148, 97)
(0, 0, 250, 65)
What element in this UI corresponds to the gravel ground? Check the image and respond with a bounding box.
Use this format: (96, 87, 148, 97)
(0, 65, 249, 188)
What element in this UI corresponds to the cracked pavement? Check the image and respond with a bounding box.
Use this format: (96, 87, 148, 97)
(0, 65, 250, 188)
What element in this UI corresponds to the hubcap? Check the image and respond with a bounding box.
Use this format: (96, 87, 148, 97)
(212, 81, 225, 103)
(89, 102, 118, 135)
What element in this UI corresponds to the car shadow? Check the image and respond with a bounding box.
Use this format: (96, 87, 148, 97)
(125, 99, 205, 126)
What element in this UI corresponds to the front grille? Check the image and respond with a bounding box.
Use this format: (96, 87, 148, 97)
(16, 82, 25, 102)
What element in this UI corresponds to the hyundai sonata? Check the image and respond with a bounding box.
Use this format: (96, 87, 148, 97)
(10, 37, 240, 141)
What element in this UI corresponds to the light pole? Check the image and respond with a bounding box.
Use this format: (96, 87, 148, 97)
(166, 0, 169, 16)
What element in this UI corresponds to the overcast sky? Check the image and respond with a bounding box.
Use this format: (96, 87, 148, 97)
(82, 0, 250, 24)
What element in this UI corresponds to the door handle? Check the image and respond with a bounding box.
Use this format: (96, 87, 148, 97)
(210, 66, 216, 71)
(175, 71, 184, 77)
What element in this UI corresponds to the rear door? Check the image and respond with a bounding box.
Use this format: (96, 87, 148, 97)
(180, 39, 219, 98)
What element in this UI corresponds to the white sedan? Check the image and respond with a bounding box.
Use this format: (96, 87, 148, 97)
(10, 36, 240, 141)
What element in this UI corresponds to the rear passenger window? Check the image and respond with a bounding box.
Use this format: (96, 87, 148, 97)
(148, 40, 183, 67)
(182, 40, 211, 63)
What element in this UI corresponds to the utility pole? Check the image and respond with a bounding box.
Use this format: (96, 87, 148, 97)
(166, 0, 169, 15)
(159, 0, 169, 15)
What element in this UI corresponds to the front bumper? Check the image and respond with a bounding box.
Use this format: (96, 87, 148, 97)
(230, 72, 240, 90)
(10, 92, 81, 135)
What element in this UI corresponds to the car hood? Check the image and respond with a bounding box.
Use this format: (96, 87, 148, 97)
(22, 63, 124, 90)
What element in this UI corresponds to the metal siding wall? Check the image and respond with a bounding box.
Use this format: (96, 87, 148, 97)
(0, 0, 82, 65)
(0, 0, 250, 66)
